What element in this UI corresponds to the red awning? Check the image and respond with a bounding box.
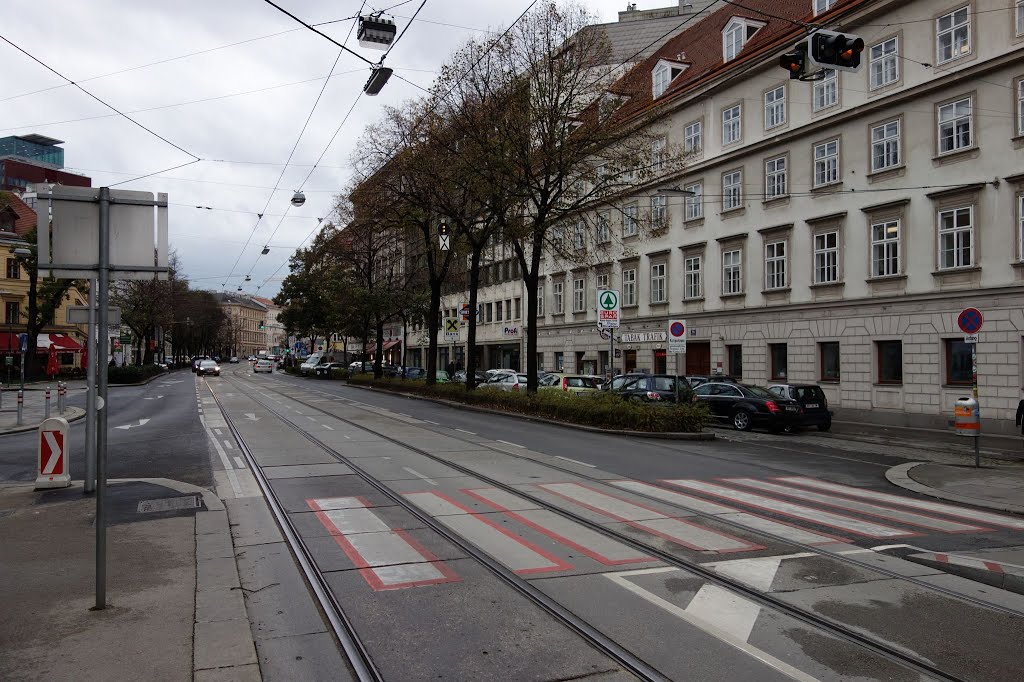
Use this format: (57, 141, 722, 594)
(382, 339, 401, 350)
(36, 333, 83, 352)
(0, 333, 18, 352)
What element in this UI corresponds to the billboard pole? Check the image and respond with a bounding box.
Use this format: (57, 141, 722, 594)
(94, 187, 110, 610)
(84, 281, 97, 494)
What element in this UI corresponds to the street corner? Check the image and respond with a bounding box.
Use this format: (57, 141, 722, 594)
(886, 461, 1024, 514)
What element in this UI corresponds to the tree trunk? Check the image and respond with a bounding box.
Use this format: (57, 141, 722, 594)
(373, 321, 384, 378)
(425, 283, 442, 385)
(465, 247, 483, 390)
(524, 243, 542, 394)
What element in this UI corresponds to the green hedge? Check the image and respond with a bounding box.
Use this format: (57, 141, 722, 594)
(328, 368, 349, 380)
(345, 375, 709, 433)
(108, 364, 166, 384)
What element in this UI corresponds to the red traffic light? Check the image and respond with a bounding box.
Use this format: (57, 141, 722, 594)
(778, 43, 807, 80)
(809, 30, 864, 72)
(438, 222, 451, 237)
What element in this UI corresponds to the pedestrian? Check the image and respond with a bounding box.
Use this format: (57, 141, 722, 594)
(447, 361, 455, 377)
(1016, 393, 1024, 442)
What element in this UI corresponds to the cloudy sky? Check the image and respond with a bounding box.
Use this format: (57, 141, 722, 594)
(3, 0, 665, 297)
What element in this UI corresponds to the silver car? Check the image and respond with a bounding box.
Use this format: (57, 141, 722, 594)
(482, 373, 530, 392)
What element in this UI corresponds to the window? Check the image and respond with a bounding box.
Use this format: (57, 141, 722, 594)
(869, 37, 898, 89)
(938, 97, 972, 154)
(813, 69, 838, 111)
(651, 195, 667, 228)
(813, 139, 839, 187)
(945, 339, 973, 384)
(722, 249, 742, 295)
(623, 204, 638, 237)
(727, 345, 743, 378)
(820, 342, 840, 381)
(871, 120, 901, 172)
(573, 221, 585, 250)
(684, 182, 703, 220)
(552, 282, 564, 314)
(723, 21, 744, 62)
(938, 206, 974, 269)
(596, 273, 609, 290)
(765, 241, 786, 290)
(769, 343, 788, 380)
(1018, 80, 1024, 136)
(514, 297, 521, 319)
(5, 258, 19, 280)
(495, 300, 503, 321)
(684, 255, 702, 299)
(4, 301, 18, 325)
(871, 219, 901, 277)
(722, 105, 741, 145)
(684, 121, 702, 153)
(622, 268, 637, 306)
(650, 263, 667, 304)
(505, 299, 512, 321)
(573, 278, 586, 313)
(486, 302, 494, 322)
(765, 156, 787, 199)
(814, 231, 839, 284)
(764, 86, 785, 129)
(538, 285, 545, 316)
(597, 211, 610, 243)
(936, 6, 970, 64)
(653, 63, 671, 98)
(652, 137, 667, 171)
(1019, 195, 1024, 260)
(555, 351, 564, 372)
(723, 170, 742, 210)
(877, 340, 902, 384)
(1018, 0, 1024, 36)
(813, 0, 834, 14)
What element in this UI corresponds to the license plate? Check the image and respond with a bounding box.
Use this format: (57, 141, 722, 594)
(785, 406, 799, 412)
(805, 403, 819, 409)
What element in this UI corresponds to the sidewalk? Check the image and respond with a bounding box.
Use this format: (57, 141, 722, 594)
(0, 387, 84, 435)
(886, 461, 1024, 514)
(0, 478, 260, 682)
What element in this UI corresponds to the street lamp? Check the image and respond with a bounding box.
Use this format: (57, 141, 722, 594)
(12, 247, 31, 392)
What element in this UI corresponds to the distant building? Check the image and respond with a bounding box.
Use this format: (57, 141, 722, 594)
(212, 292, 267, 358)
(250, 295, 285, 353)
(0, 134, 91, 192)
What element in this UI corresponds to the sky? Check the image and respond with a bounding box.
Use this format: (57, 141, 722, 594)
(2, 0, 666, 298)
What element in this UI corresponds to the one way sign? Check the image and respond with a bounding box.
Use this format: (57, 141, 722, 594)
(36, 417, 71, 489)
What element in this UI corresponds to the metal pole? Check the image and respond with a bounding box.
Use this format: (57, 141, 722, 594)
(972, 340, 979, 468)
(94, 187, 111, 610)
(85, 282, 97, 494)
(44, 386, 50, 419)
(16, 390, 22, 425)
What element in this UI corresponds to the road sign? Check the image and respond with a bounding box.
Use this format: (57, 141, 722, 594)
(964, 333, 979, 344)
(460, 303, 471, 322)
(67, 305, 121, 325)
(598, 327, 612, 341)
(36, 417, 71, 489)
(439, 234, 451, 251)
(597, 289, 620, 328)
(444, 317, 460, 340)
(112, 338, 121, 350)
(957, 308, 983, 335)
(18, 333, 27, 352)
(668, 319, 687, 354)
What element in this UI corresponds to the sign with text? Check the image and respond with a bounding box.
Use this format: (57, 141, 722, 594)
(668, 319, 687, 354)
(621, 331, 667, 343)
(502, 326, 520, 338)
(444, 318, 460, 340)
(597, 289, 620, 328)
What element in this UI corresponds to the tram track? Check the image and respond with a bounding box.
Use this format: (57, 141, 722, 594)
(218, 371, 986, 682)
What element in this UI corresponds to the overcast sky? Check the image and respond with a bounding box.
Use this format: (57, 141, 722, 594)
(3, 0, 665, 297)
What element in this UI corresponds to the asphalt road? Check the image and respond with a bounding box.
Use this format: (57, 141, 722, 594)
(0, 370, 213, 487)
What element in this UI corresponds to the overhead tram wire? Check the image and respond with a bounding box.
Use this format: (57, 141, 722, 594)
(0, 33, 200, 163)
(261, 0, 376, 67)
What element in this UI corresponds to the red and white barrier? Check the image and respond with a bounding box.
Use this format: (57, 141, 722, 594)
(36, 417, 71, 489)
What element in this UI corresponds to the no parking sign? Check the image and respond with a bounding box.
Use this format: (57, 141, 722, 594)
(668, 319, 687, 354)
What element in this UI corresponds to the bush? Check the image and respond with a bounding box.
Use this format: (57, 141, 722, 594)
(328, 368, 349, 380)
(345, 375, 709, 433)
(283, 366, 300, 375)
(108, 364, 166, 384)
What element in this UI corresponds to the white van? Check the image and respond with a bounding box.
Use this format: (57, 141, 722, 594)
(299, 352, 325, 375)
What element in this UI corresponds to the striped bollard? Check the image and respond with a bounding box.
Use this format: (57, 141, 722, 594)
(59, 383, 65, 415)
(45, 387, 51, 420)
(17, 390, 23, 426)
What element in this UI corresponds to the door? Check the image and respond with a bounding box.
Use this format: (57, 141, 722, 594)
(654, 349, 667, 374)
(624, 350, 637, 373)
(686, 342, 711, 375)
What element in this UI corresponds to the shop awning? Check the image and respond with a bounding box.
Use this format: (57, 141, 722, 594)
(0, 332, 20, 352)
(36, 333, 84, 352)
(382, 339, 401, 350)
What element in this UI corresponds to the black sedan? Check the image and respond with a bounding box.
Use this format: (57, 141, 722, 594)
(692, 382, 799, 432)
(313, 362, 346, 378)
(196, 359, 221, 377)
(768, 383, 833, 431)
(611, 374, 694, 404)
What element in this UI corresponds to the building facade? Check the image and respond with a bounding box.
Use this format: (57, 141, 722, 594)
(251, 296, 286, 354)
(408, 0, 1024, 432)
(0, 134, 91, 192)
(213, 293, 267, 358)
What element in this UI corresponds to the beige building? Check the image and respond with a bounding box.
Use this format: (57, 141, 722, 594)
(409, 0, 1024, 432)
(214, 293, 267, 358)
(251, 296, 286, 353)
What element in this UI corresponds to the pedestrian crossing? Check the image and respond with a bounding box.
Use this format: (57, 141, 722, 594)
(308, 476, 1024, 591)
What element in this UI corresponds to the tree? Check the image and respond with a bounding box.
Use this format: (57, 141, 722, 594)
(274, 224, 346, 354)
(111, 252, 184, 364)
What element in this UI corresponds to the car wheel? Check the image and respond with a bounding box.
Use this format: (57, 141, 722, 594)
(817, 421, 832, 432)
(732, 410, 753, 431)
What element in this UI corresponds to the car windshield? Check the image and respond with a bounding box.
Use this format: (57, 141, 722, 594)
(566, 377, 596, 388)
(201, 360, 217, 368)
(652, 377, 676, 391)
(742, 385, 776, 399)
(436, 371, 449, 379)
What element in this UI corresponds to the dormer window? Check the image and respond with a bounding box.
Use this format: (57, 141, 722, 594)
(651, 59, 689, 98)
(722, 17, 765, 62)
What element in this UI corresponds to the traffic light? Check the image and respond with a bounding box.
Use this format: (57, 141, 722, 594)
(808, 29, 864, 72)
(438, 223, 450, 237)
(779, 43, 808, 80)
(259, 321, 265, 331)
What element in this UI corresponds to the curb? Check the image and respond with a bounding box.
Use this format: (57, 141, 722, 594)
(885, 462, 1024, 514)
(344, 382, 715, 440)
(0, 406, 86, 436)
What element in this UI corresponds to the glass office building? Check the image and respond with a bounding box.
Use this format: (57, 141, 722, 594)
(0, 135, 65, 167)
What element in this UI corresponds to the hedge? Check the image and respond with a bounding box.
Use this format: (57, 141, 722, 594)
(108, 364, 167, 384)
(345, 374, 709, 433)
(328, 368, 350, 380)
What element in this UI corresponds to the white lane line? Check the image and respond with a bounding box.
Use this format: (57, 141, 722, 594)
(402, 467, 438, 486)
(207, 429, 241, 495)
(496, 439, 525, 448)
(233, 456, 246, 469)
(213, 428, 223, 436)
(421, 419, 439, 425)
(307, 416, 317, 422)
(344, 435, 351, 440)
(222, 440, 234, 450)
(323, 424, 335, 431)
(455, 428, 476, 435)
(555, 455, 595, 468)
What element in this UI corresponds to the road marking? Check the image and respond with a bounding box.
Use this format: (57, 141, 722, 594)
(421, 419, 439, 425)
(777, 477, 1024, 530)
(402, 467, 438, 486)
(233, 456, 246, 469)
(466, 488, 654, 566)
(555, 455, 595, 467)
(404, 491, 573, 574)
(322, 424, 335, 431)
(223, 440, 234, 451)
(725, 478, 987, 533)
(307, 416, 317, 422)
(308, 497, 460, 590)
(213, 428, 222, 436)
(207, 429, 241, 495)
(344, 435, 351, 440)
(115, 418, 151, 430)
(455, 428, 476, 435)
(539, 483, 762, 554)
(663, 480, 916, 539)
(611, 481, 846, 546)
(495, 439, 525, 448)
(605, 567, 817, 682)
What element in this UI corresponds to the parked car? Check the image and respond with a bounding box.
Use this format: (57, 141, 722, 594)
(452, 370, 488, 384)
(229, 356, 239, 364)
(253, 359, 274, 374)
(482, 373, 530, 392)
(314, 361, 346, 377)
(611, 374, 694, 403)
(300, 352, 327, 375)
(433, 370, 450, 384)
(196, 359, 221, 377)
(348, 361, 373, 374)
(602, 373, 645, 392)
(768, 383, 833, 431)
(191, 355, 210, 373)
(400, 367, 427, 380)
(540, 373, 601, 395)
(485, 368, 517, 381)
(692, 382, 800, 432)
(687, 375, 739, 388)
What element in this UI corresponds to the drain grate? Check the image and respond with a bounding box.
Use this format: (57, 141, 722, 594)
(137, 495, 201, 513)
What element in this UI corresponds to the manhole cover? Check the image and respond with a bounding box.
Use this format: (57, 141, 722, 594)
(137, 495, 201, 513)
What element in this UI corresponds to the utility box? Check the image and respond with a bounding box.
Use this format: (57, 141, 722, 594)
(953, 397, 980, 436)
